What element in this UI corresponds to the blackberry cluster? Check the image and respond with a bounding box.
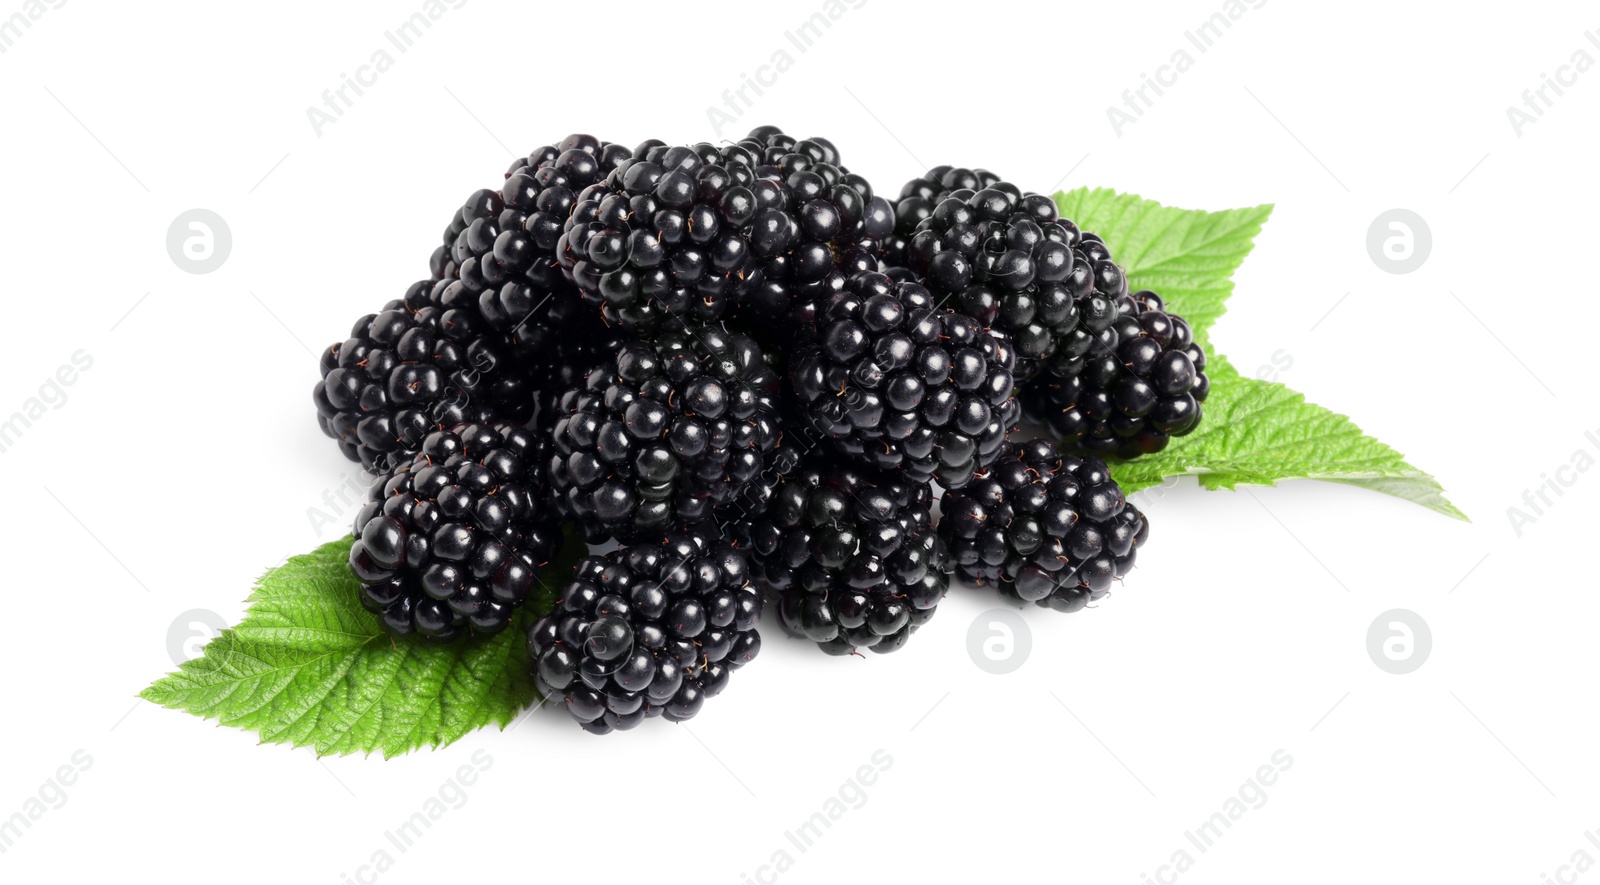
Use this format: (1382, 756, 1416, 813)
(549, 321, 781, 542)
(557, 127, 893, 335)
(350, 422, 561, 641)
(744, 452, 950, 655)
(789, 271, 1019, 489)
(1021, 289, 1209, 458)
(939, 440, 1148, 613)
(311, 127, 1182, 734)
(527, 531, 762, 733)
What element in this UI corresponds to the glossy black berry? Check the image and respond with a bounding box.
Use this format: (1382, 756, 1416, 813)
(549, 320, 781, 542)
(939, 439, 1148, 612)
(885, 172, 1131, 384)
(740, 452, 950, 655)
(558, 127, 892, 339)
(320, 137, 625, 473)
(431, 134, 631, 283)
(789, 271, 1020, 488)
(314, 281, 531, 473)
(881, 166, 1003, 269)
(350, 422, 561, 642)
(527, 530, 762, 733)
(1021, 289, 1209, 458)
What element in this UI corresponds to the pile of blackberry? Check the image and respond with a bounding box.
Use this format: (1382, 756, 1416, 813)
(313, 128, 1200, 733)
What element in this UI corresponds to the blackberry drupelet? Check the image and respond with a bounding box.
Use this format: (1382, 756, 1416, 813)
(556, 127, 893, 336)
(788, 271, 1020, 489)
(526, 530, 762, 733)
(747, 452, 950, 655)
(895, 174, 1131, 383)
(548, 320, 782, 543)
(350, 422, 561, 642)
(1021, 289, 1209, 458)
(939, 439, 1148, 613)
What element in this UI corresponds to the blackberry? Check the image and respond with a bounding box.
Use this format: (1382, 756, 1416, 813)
(881, 165, 1001, 270)
(939, 439, 1148, 612)
(431, 135, 625, 398)
(531, 323, 628, 434)
(557, 126, 893, 335)
(526, 530, 762, 733)
(429, 133, 632, 286)
(712, 409, 810, 533)
(1021, 289, 1208, 458)
(314, 279, 535, 473)
(318, 136, 624, 473)
(732, 127, 891, 343)
(745, 452, 950, 655)
(549, 320, 781, 543)
(788, 271, 1019, 489)
(350, 422, 561, 642)
(894, 172, 1127, 383)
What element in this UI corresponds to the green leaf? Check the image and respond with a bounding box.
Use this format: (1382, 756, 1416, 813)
(1056, 187, 1463, 520)
(141, 535, 577, 758)
(1109, 356, 1467, 520)
(1053, 187, 1272, 349)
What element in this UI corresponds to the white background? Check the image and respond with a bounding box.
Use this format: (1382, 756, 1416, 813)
(1, 1, 1596, 882)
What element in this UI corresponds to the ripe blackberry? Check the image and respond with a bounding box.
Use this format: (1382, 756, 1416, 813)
(745, 452, 950, 655)
(319, 136, 624, 473)
(549, 320, 781, 543)
(732, 126, 890, 343)
(939, 439, 1148, 613)
(881, 165, 1001, 270)
(350, 422, 561, 642)
(893, 174, 1133, 383)
(746, 239, 882, 351)
(526, 530, 762, 733)
(430, 135, 624, 396)
(429, 133, 632, 286)
(788, 271, 1019, 489)
(531, 323, 628, 434)
(1021, 289, 1209, 458)
(314, 279, 535, 473)
(557, 126, 893, 334)
(712, 410, 810, 534)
